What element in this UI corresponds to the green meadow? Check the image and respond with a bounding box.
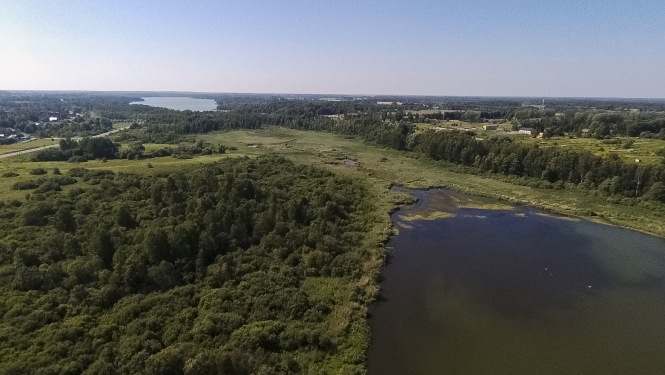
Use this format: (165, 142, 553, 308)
(2, 126, 664, 237)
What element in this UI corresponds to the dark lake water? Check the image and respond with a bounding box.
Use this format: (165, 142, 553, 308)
(367, 188, 665, 375)
(129, 97, 218, 111)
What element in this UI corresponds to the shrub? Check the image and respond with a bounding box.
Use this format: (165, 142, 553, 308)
(68, 168, 89, 177)
(68, 156, 88, 163)
(50, 176, 77, 186)
(2, 172, 19, 178)
(645, 182, 665, 203)
(22, 202, 55, 226)
(34, 182, 62, 193)
(30, 168, 47, 175)
(82, 170, 115, 182)
(11, 181, 40, 190)
(53, 167, 61, 175)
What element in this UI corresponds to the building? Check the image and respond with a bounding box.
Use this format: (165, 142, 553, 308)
(483, 124, 498, 130)
(49, 116, 58, 122)
(518, 128, 534, 135)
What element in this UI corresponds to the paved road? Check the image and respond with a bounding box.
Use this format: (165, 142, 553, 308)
(0, 127, 129, 159)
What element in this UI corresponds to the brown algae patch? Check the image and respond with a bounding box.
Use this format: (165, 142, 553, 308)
(395, 188, 515, 223)
(450, 194, 514, 211)
(535, 212, 580, 222)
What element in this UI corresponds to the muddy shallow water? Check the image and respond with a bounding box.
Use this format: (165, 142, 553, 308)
(366, 188, 665, 375)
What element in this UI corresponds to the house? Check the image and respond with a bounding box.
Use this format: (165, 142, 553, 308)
(518, 128, 534, 135)
(49, 116, 58, 122)
(581, 129, 590, 134)
(483, 124, 498, 130)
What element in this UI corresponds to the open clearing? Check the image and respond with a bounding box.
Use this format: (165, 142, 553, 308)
(0, 138, 59, 155)
(516, 136, 665, 165)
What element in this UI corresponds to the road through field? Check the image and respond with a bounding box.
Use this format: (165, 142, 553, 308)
(0, 127, 129, 159)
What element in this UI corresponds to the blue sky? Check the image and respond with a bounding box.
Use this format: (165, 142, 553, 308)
(1, 0, 664, 97)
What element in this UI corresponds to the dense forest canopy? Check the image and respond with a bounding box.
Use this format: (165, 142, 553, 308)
(0, 156, 378, 374)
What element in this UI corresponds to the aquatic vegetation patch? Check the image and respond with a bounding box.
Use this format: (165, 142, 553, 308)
(399, 211, 456, 221)
(395, 221, 414, 229)
(535, 212, 580, 222)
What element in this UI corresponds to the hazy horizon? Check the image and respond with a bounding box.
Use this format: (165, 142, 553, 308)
(2, 0, 665, 98)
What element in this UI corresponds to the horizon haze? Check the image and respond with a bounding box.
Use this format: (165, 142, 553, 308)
(1, 0, 664, 98)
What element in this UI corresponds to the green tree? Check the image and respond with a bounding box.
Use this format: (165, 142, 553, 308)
(90, 231, 115, 269)
(645, 182, 665, 203)
(52, 207, 76, 233)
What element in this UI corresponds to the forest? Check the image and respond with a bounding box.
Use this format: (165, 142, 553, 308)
(0, 156, 380, 374)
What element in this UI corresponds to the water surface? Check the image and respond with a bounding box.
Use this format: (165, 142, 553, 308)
(367, 188, 665, 375)
(129, 97, 218, 111)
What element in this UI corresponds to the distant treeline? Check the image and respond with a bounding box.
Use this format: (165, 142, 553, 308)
(119, 107, 665, 202)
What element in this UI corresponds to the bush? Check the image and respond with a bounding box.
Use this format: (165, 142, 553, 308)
(30, 168, 47, 175)
(67, 168, 89, 177)
(68, 156, 88, 163)
(82, 170, 115, 182)
(22, 202, 55, 226)
(150, 147, 175, 158)
(34, 182, 62, 193)
(32, 149, 68, 162)
(645, 182, 665, 203)
(53, 167, 61, 175)
(50, 176, 77, 186)
(11, 181, 40, 190)
(2, 172, 19, 178)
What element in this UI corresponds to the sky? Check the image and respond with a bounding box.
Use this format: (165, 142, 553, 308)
(1, 0, 664, 97)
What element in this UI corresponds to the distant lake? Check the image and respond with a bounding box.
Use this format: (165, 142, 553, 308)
(367, 188, 665, 375)
(129, 97, 218, 111)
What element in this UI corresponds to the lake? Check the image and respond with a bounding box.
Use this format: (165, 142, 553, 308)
(129, 97, 218, 111)
(367, 188, 665, 375)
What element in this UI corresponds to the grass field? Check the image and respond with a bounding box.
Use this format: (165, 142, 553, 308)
(0, 138, 59, 155)
(415, 121, 665, 165)
(1, 127, 664, 237)
(112, 121, 134, 129)
(516, 135, 665, 165)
